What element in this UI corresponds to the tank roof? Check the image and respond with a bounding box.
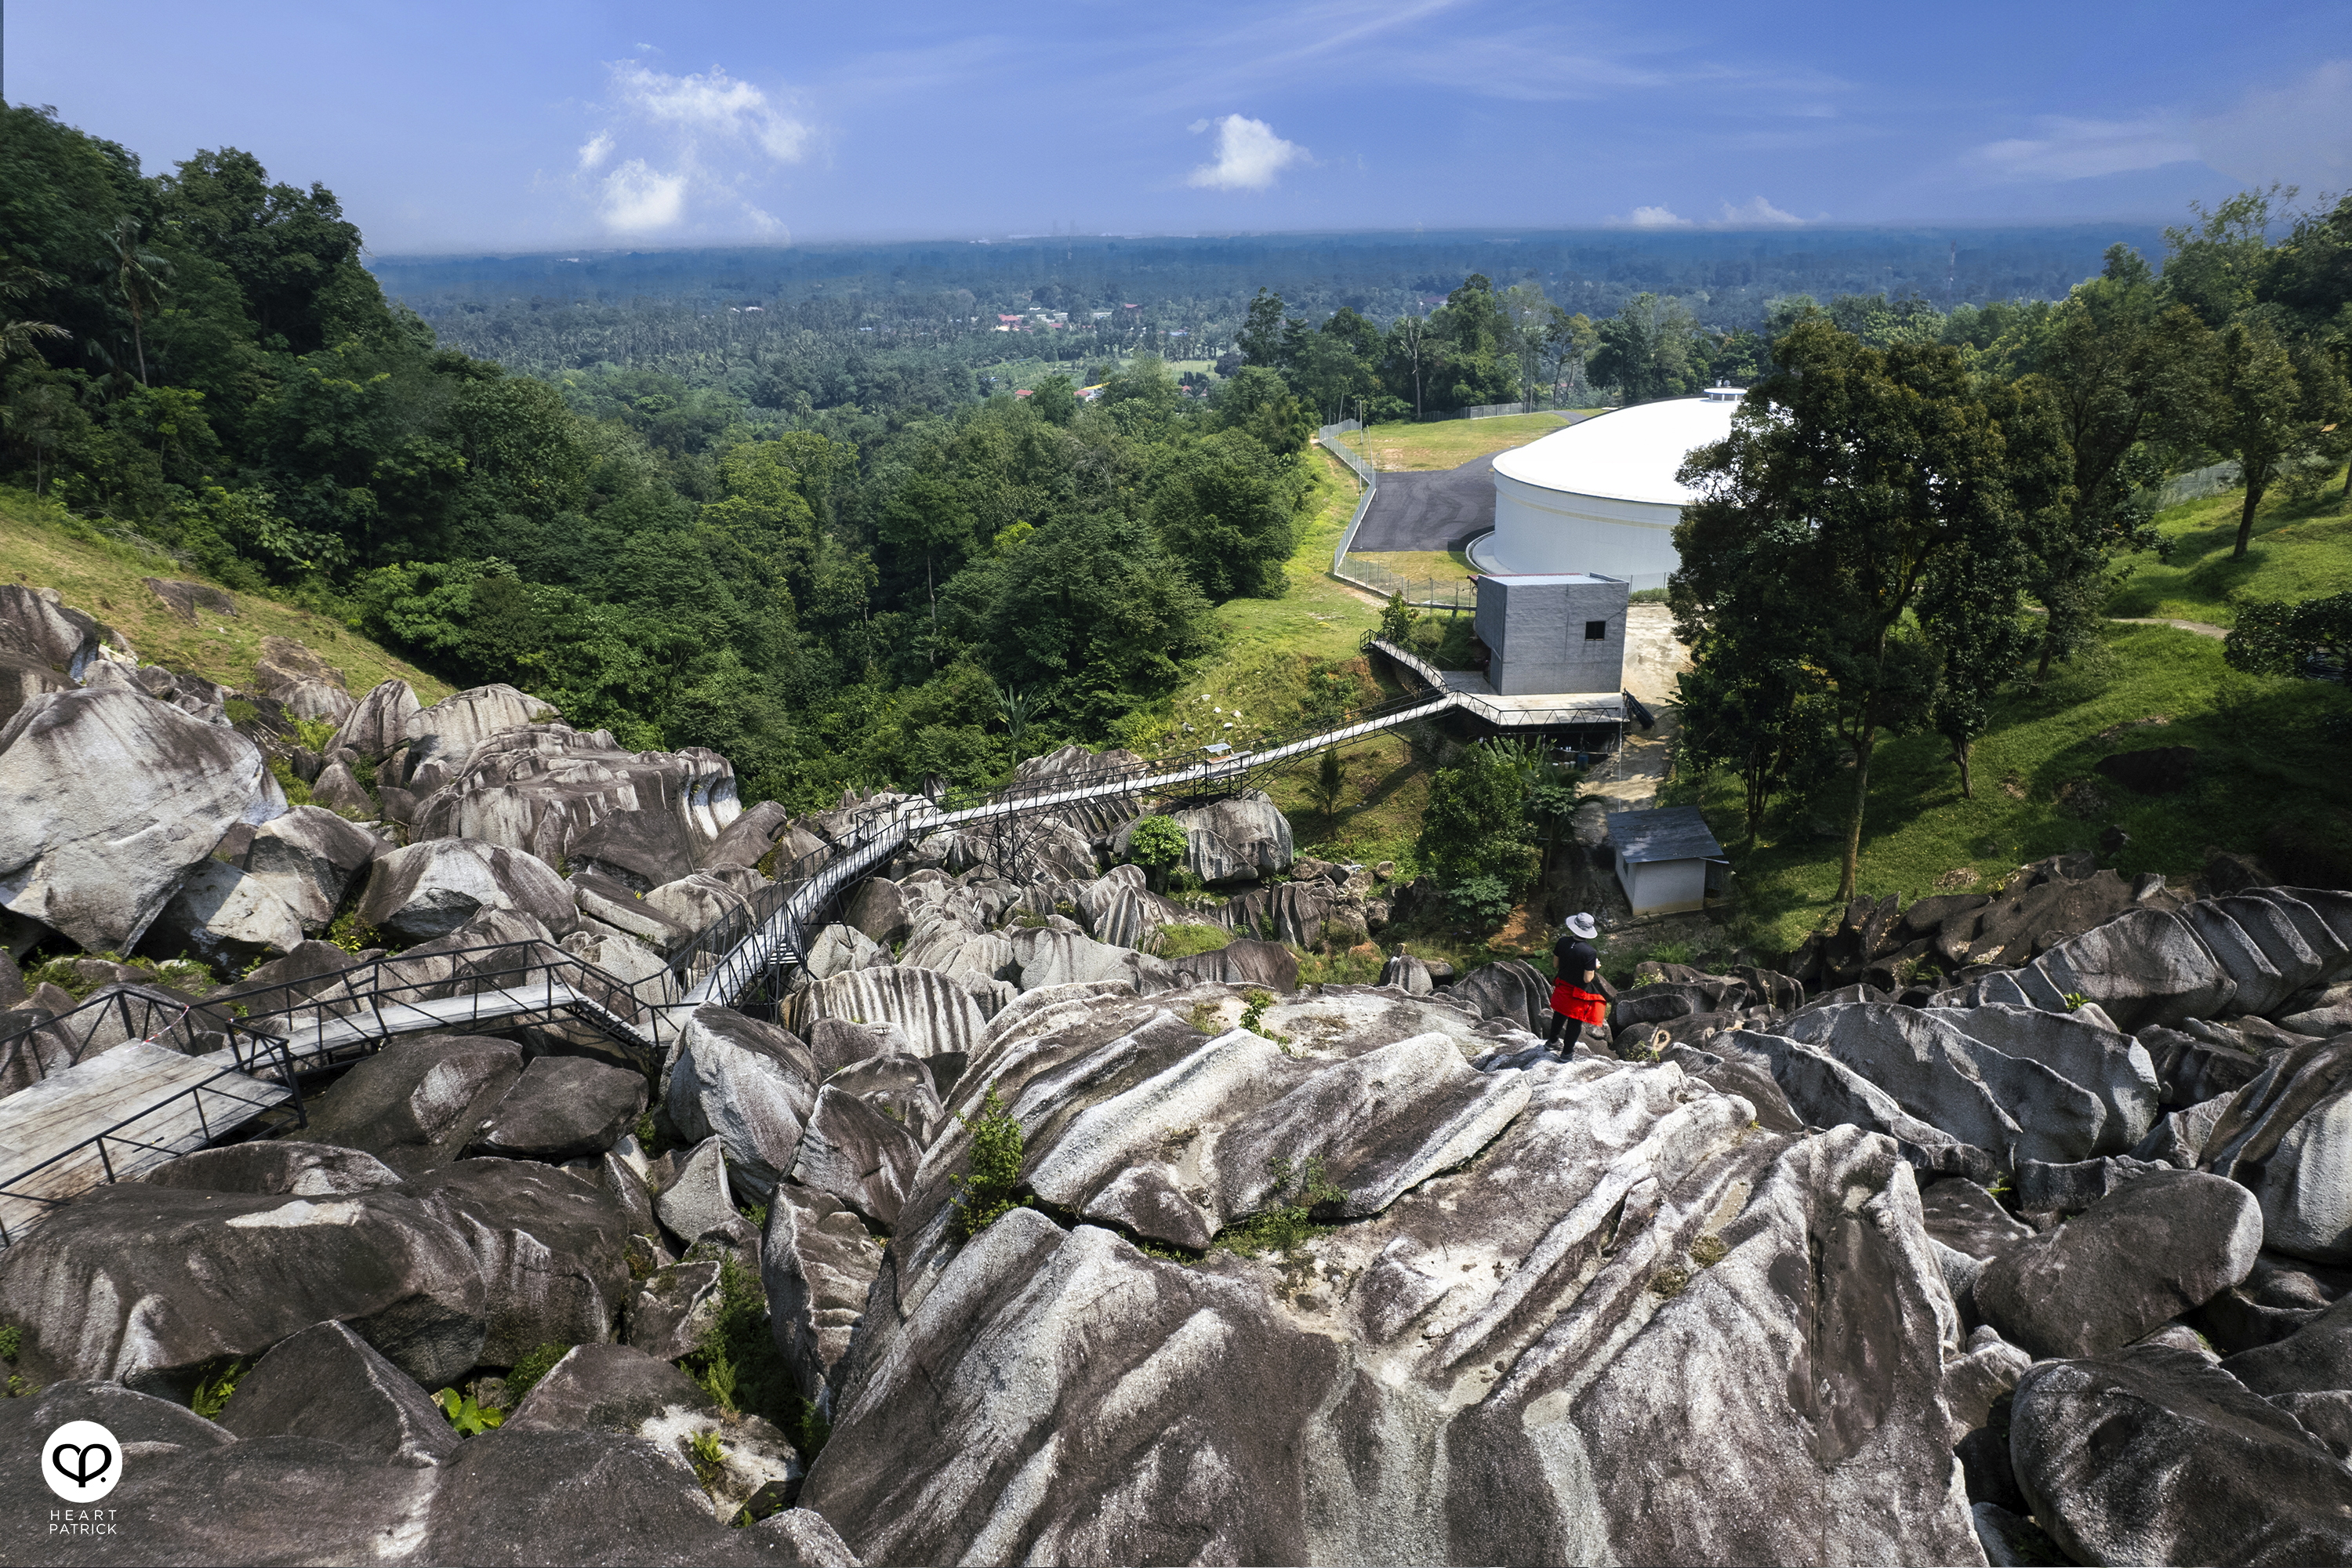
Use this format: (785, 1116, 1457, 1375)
(1493, 396, 1740, 507)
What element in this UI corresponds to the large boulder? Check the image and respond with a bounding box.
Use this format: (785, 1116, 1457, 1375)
(666, 1007, 820, 1199)
(468, 1054, 648, 1161)
(0, 1178, 489, 1393)
(137, 858, 305, 970)
(356, 837, 579, 945)
(700, 798, 810, 873)
(1453, 957, 1552, 1036)
(1713, 1029, 2000, 1179)
(0, 650, 76, 729)
(2025, 906, 2239, 1031)
(2188, 893, 2347, 1019)
(788, 1083, 927, 1229)
(0, 583, 103, 678)
(1933, 1003, 2161, 1155)
(1167, 936, 1298, 992)
(0, 688, 282, 951)
(843, 877, 910, 945)
(797, 965, 990, 1057)
(804, 1066, 1978, 1568)
(238, 802, 384, 930)
(250, 634, 354, 721)
(332, 677, 421, 760)
(2200, 1036, 2352, 1264)
(1010, 926, 1178, 994)
(302, 1033, 528, 1175)
(1116, 789, 1294, 885)
(2012, 1344, 2352, 1565)
(1782, 1004, 2072, 1161)
(1973, 1169, 2263, 1359)
(216, 1319, 456, 1465)
(404, 1159, 637, 1365)
(399, 682, 543, 774)
(761, 1181, 886, 1410)
(408, 720, 739, 875)
(643, 867, 764, 934)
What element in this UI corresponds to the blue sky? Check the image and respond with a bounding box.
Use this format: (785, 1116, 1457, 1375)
(12, 0, 2350, 252)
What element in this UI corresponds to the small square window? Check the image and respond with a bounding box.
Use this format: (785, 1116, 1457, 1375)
(1584, 620, 1607, 641)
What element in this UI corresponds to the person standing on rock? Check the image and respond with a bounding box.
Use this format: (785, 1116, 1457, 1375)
(1546, 913, 1607, 1053)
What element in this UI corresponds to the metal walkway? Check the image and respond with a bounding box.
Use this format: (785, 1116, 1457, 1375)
(0, 655, 1621, 1237)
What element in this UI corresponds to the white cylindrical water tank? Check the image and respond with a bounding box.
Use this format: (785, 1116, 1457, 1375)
(1470, 389, 1741, 590)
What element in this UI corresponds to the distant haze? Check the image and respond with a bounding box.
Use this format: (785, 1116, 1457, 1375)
(13, 0, 2348, 252)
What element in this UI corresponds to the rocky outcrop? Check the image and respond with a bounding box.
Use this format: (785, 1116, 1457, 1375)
(1973, 1170, 2263, 1359)
(409, 721, 739, 871)
(797, 965, 990, 1058)
(138, 858, 305, 970)
(789, 1084, 926, 1229)
(397, 683, 544, 775)
(216, 1319, 457, 1465)
(303, 1033, 528, 1175)
(0, 688, 283, 951)
(332, 678, 421, 760)
(468, 1054, 648, 1161)
(1009, 925, 1176, 995)
(2200, 1037, 2352, 1264)
(1115, 789, 1293, 885)
(666, 1007, 819, 1199)
(251, 634, 354, 722)
(1167, 936, 1298, 992)
(2012, 1343, 2352, 1565)
(0, 583, 104, 678)
(805, 1035, 1977, 1568)
(238, 803, 384, 930)
(356, 837, 580, 946)
(762, 1181, 886, 1410)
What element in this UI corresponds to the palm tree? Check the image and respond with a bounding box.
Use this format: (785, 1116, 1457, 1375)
(111, 218, 171, 386)
(1304, 746, 1345, 825)
(0, 263, 70, 384)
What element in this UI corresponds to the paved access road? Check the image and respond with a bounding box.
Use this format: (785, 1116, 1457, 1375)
(1349, 414, 1588, 553)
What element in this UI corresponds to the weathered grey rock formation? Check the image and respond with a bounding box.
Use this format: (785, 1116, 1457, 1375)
(789, 1083, 927, 1229)
(303, 1033, 528, 1175)
(0, 687, 282, 950)
(1115, 789, 1294, 885)
(1973, 1170, 2263, 1359)
(2201, 1037, 2352, 1264)
(468, 1054, 648, 1161)
(251, 634, 354, 721)
(804, 1022, 1980, 1568)
(139, 858, 305, 969)
(239, 802, 384, 930)
(356, 837, 579, 945)
(0, 583, 104, 678)
(409, 720, 739, 871)
(2012, 1343, 2352, 1565)
(1929, 1002, 2161, 1154)
(2019, 907, 2238, 1030)
(331, 677, 421, 761)
(762, 1181, 885, 1409)
(797, 965, 989, 1057)
(666, 1007, 819, 1199)
(216, 1319, 457, 1465)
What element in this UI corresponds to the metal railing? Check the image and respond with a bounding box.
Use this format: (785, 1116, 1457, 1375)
(0, 984, 296, 1089)
(0, 1064, 307, 1245)
(1338, 558, 1477, 612)
(223, 940, 665, 1072)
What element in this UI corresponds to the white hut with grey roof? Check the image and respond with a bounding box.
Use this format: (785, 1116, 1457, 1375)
(1604, 805, 1729, 918)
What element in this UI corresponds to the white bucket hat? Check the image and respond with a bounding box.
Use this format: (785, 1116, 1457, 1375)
(1565, 913, 1598, 939)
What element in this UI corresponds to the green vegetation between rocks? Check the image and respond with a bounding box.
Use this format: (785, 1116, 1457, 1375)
(949, 1086, 1025, 1242)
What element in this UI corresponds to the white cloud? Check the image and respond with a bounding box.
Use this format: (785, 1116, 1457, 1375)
(572, 61, 815, 237)
(1966, 116, 2197, 183)
(2197, 59, 2352, 194)
(612, 63, 811, 162)
(1718, 195, 1803, 226)
(1186, 114, 1309, 191)
(1619, 205, 1690, 227)
(600, 160, 688, 232)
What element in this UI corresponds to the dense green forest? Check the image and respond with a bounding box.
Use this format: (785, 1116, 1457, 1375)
(4, 98, 2346, 847)
(0, 105, 1326, 810)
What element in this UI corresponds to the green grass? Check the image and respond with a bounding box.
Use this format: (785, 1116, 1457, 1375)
(1154, 924, 1232, 959)
(0, 486, 452, 704)
(1687, 622, 2350, 955)
(1345, 547, 1480, 588)
(2104, 468, 2352, 626)
(1352, 410, 1580, 472)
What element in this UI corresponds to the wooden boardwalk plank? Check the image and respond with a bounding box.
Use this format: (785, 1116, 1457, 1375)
(0, 1044, 292, 1242)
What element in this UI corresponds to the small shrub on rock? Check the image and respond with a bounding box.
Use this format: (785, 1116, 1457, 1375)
(1213, 1155, 1347, 1261)
(950, 1086, 1025, 1242)
(504, 1342, 569, 1404)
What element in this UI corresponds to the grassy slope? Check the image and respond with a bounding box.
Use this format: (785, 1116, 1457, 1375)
(1352, 410, 1576, 472)
(1701, 635, 2350, 957)
(2104, 467, 2352, 625)
(0, 488, 453, 704)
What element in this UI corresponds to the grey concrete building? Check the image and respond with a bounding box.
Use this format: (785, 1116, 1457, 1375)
(1471, 573, 1630, 697)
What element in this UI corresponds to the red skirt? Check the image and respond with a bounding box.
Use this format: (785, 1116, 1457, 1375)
(1550, 980, 1606, 1027)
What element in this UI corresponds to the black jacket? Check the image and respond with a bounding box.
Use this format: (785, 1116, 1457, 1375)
(1553, 936, 1599, 989)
